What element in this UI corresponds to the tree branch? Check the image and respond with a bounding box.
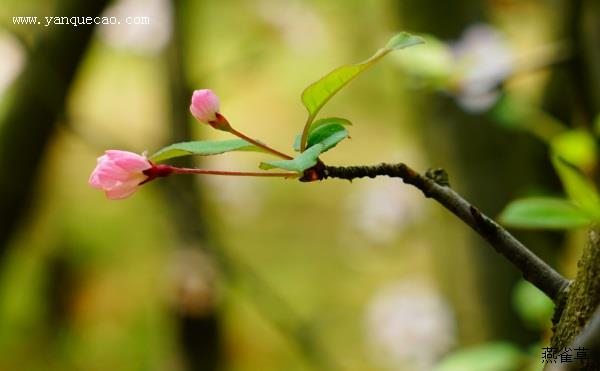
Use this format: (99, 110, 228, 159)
(316, 162, 570, 302)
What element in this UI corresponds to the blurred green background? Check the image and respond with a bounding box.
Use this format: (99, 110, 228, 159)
(1, 0, 598, 370)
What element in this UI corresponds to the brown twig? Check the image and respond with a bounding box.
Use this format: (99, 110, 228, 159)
(316, 162, 570, 302)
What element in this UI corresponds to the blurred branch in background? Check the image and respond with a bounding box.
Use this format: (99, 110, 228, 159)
(543, 0, 600, 129)
(217, 250, 341, 371)
(0, 0, 111, 256)
(163, 1, 337, 370)
(567, 0, 600, 123)
(162, 0, 222, 369)
(396, 0, 563, 345)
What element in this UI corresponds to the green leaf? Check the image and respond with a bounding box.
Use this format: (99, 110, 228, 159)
(498, 197, 591, 229)
(307, 123, 348, 152)
(301, 32, 422, 119)
(434, 342, 524, 371)
(512, 279, 554, 330)
(385, 32, 427, 50)
(150, 139, 263, 163)
(294, 117, 352, 151)
(551, 156, 600, 218)
(260, 143, 324, 172)
(299, 32, 423, 150)
(294, 123, 350, 154)
(309, 117, 352, 132)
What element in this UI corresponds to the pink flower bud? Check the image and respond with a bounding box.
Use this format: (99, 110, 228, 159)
(190, 89, 220, 123)
(189, 89, 231, 130)
(88, 150, 152, 200)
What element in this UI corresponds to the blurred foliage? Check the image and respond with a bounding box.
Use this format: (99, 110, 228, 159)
(499, 197, 592, 230)
(433, 342, 525, 371)
(512, 279, 554, 331)
(0, 0, 597, 370)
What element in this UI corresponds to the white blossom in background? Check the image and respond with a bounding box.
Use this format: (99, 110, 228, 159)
(344, 178, 425, 244)
(255, 0, 329, 52)
(365, 281, 456, 371)
(0, 32, 25, 97)
(451, 23, 515, 113)
(165, 248, 217, 317)
(98, 0, 172, 55)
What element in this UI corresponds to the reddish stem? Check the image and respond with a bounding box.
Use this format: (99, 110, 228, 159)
(142, 164, 297, 184)
(172, 166, 298, 178)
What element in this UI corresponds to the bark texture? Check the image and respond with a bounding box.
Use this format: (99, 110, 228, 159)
(551, 225, 600, 370)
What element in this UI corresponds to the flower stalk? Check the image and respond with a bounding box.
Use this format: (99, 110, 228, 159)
(142, 163, 298, 180)
(227, 125, 294, 160)
(189, 89, 293, 159)
(169, 165, 298, 178)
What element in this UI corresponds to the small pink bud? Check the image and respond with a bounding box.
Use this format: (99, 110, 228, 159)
(189, 89, 230, 131)
(88, 150, 152, 200)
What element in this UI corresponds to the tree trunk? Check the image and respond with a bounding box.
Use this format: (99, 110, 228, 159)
(547, 1, 600, 367)
(551, 225, 600, 370)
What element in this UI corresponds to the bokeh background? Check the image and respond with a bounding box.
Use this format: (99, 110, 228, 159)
(1, 0, 599, 370)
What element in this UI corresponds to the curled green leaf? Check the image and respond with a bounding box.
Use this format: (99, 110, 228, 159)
(294, 119, 351, 152)
(308, 117, 352, 132)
